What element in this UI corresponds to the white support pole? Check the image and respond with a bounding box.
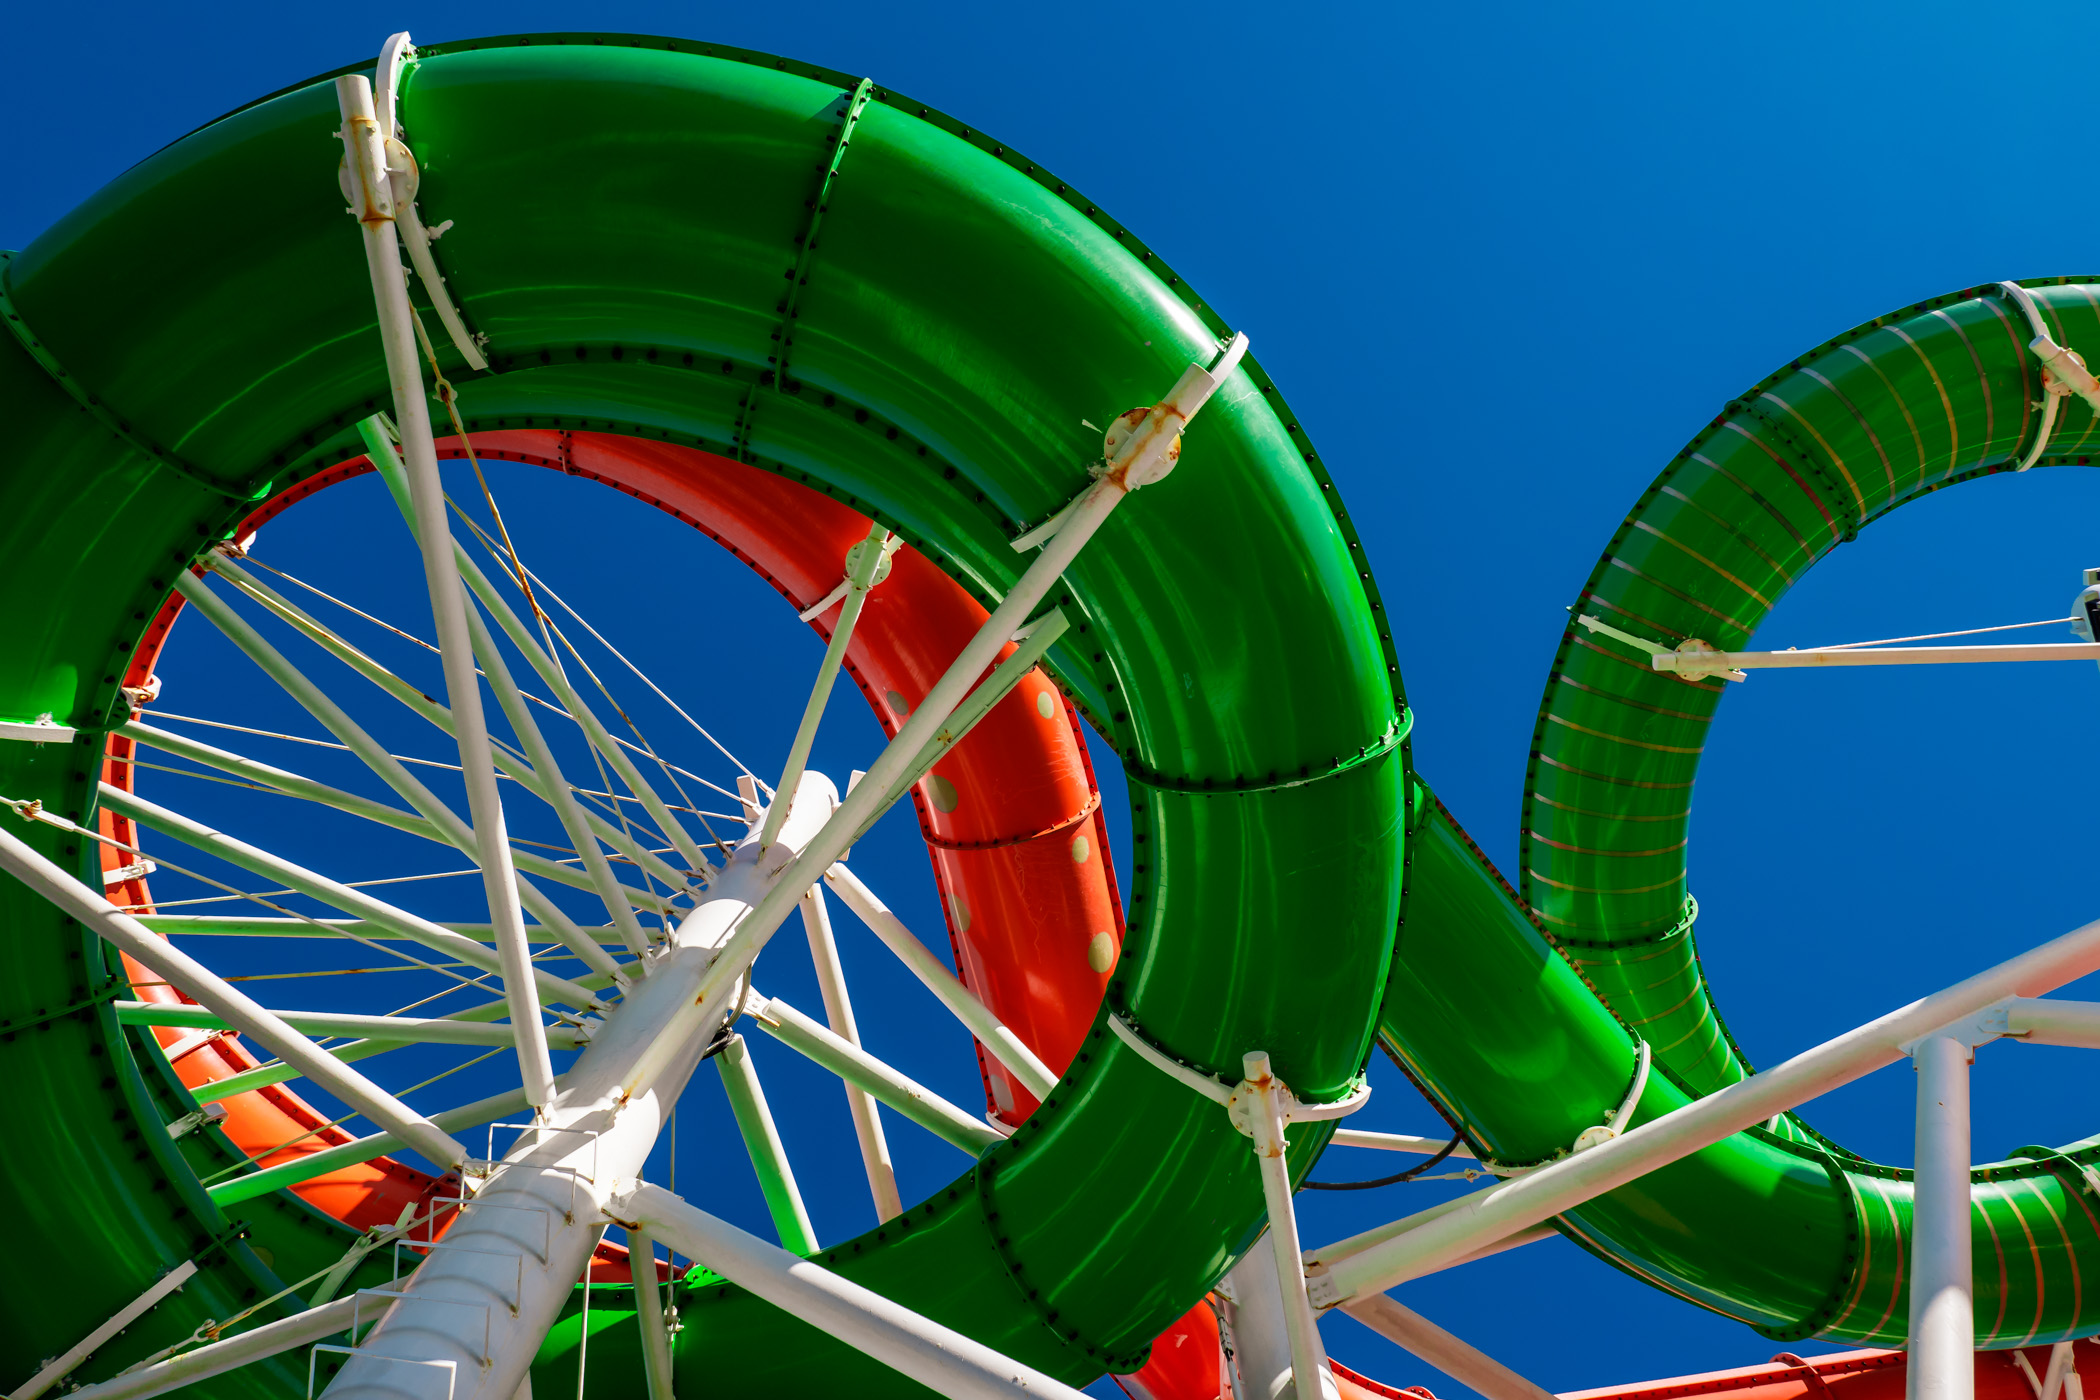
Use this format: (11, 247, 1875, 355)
(1327, 1129, 1475, 1159)
(1908, 1034, 1974, 1400)
(98, 782, 603, 1012)
(319, 770, 839, 1397)
(1654, 641, 2100, 678)
(610, 1180, 1095, 1400)
(823, 863, 1057, 1099)
(2006, 997, 2100, 1047)
(7, 1261, 198, 1400)
(62, 1295, 362, 1400)
(461, 600, 652, 958)
(0, 824, 469, 1170)
(1310, 914, 2100, 1306)
(746, 989, 1003, 1156)
(666, 336, 1249, 1065)
(628, 1227, 676, 1400)
(1241, 1051, 1337, 1400)
(137, 914, 623, 944)
(113, 1001, 591, 1051)
(761, 523, 891, 850)
(716, 1033, 819, 1254)
(1337, 1294, 1556, 1400)
(797, 883, 903, 1220)
(337, 72, 555, 1107)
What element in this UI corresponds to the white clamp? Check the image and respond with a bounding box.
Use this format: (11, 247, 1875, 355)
(2000, 281, 2100, 472)
(1108, 1013, 1371, 1136)
(1572, 610, 1746, 683)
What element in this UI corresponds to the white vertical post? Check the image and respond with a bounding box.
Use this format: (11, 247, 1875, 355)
(801, 884, 902, 1222)
(1908, 1033, 1973, 1400)
(628, 1228, 676, 1400)
(335, 73, 555, 1107)
(1242, 1052, 1337, 1400)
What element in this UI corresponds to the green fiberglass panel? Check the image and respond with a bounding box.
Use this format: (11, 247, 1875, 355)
(0, 33, 1403, 1392)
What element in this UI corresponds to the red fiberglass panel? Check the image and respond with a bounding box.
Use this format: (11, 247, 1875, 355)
(105, 430, 1123, 1278)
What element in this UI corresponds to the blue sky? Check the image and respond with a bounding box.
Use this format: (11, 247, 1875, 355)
(8, 2, 2100, 1395)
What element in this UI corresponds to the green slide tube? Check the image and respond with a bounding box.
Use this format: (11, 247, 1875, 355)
(0, 34, 1405, 1394)
(1384, 280, 2100, 1349)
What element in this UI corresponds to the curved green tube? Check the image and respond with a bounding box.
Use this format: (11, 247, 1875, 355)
(0, 33, 1404, 1393)
(1385, 279, 2100, 1349)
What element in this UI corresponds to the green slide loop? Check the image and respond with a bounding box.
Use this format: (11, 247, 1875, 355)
(0, 34, 1404, 1393)
(1387, 278, 2100, 1347)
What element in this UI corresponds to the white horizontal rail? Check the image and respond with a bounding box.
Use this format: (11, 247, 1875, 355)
(611, 1180, 1093, 1400)
(1338, 1294, 1555, 1400)
(99, 782, 603, 1012)
(137, 914, 626, 945)
(746, 989, 1003, 1155)
(1329, 1129, 1476, 1159)
(0, 824, 469, 1170)
(823, 863, 1056, 1099)
(1310, 913, 2100, 1305)
(63, 1295, 362, 1400)
(113, 1000, 588, 1050)
(1655, 641, 2100, 677)
(2007, 997, 2100, 1048)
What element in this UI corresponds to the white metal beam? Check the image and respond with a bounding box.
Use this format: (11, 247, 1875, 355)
(1654, 640, 2100, 678)
(62, 1294, 362, 1400)
(0, 823, 469, 1170)
(609, 1180, 1094, 1400)
(113, 1000, 589, 1050)
(1310, 913, 2100, 1305)
(628, 1227, 677, 1400)
(338, 71, 553, 1103)
(1908, 1034, 1974, 1400)
(98, 782, 603, 1012)
(824, 863, 1056, 1099)
(745, 988, 1003, 1156)
(8, 1261, 198, 1400)
(1337, 1294, 1556, 1400)
(797, 882, 902, 1220)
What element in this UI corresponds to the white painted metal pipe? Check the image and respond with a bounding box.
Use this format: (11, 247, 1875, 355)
(1243, 1051, 1338, 1400)
(138, 914, 625, 945)
(1654, 641, 2100, 677)
(338, 72, 555, 1107)
(1226, 1244, 1337, 1400)
(63, 1294, 361, 1400)
(762, 523, 890, 849)
(1908, 1034, 1974, 1400)
(113, 1001, 589, 1050)
(627, 1228, 676, 1400)
(460, 598, 651, 958)
(747, 989, 1002, 1156)
(208, 1082, 540, 1208)
(1328, 1129, 1475, 1159)
(98, 782, 602, 1012)
(1311, 914, 2100, 1305)
(2006, 997, 2100, 1048)
(610, 1180, 1095, 1400)
(797, 882, 903, 1220)
(9, 1260, 198, 1400)
(320, 771, 839, 1398)
(1338, 1294, 1555, 1400)
(0, 823, 468, 1170)
(823, 863, 1057, 1100)
(675, 337, 1248, 1062)
(121, 719, 655, 924)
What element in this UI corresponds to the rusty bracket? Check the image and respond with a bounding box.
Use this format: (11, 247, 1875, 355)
(0, 251, 259, 501)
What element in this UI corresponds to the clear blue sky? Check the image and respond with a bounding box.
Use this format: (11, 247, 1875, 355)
(8, 2, 2100, 1395)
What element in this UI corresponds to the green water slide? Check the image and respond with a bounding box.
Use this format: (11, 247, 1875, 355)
(1384, 278, 2100, 1350)
(0, 34, 1405, 1393)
